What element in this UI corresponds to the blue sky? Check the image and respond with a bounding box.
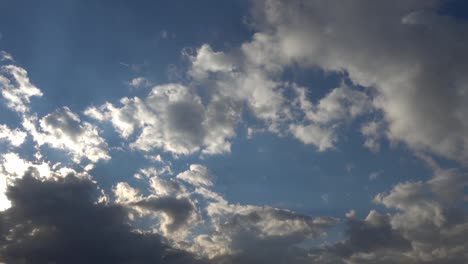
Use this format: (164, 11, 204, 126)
(0, 1, 468, 263)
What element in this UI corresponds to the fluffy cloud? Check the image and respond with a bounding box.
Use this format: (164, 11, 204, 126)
(189, 44, 236, 79)
(310, 157, 468, 263)
(288, 83, 372, 150)
(23, 107, 110, 163)
(176, 164, 213, 187)
(361, 121, 385, 152)
(249, 0, 468, 163)
(188, 44, 291, 133)
(187, 34, 374, 151)
(86, 83, 241, 155)
(0, 124, 27, 147)
(192, 184, 338, 262)
(129, 77, 151, 89)
(0, 64, 42, 113)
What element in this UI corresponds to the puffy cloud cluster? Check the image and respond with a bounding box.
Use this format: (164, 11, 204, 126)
(249, 0, 468, 163)
(86, 83, 241, 155)
(0, 124, 27, 147)
(195, 200, 338, 263)
(0, 57, 110, 165)
(23, 107, 110, 163)
(0, 64, 42, 113)
(108, 164, 340, 263)
(184, 25, 377, 151)
(290, 84, 371, 150)
(0, 0, 467, 263)
(304, 157, 468, 263)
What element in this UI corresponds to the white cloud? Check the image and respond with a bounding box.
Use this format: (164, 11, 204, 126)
(288, 84, 372, 150)
(249, 0, 468, 164)
(193, 196, 338, 260)
(113, 182, 141, 204)
(188, 40, 372, 151)
(369, 158, 468, 262)
(189, 44, 236, 79)
(0, 65, 42, 113)
(176, 164, 213, 187)
(23, 107, 110, 163)
(361, 121, 385, 152)
(87, 83, 240, 156)
(0, 124, 27, 147)
(129, 77, 151, 89)
(289, 124, 336, 151)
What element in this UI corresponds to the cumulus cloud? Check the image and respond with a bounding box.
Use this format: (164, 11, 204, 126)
(191, 184, 338, 262)
(0, 124, 27, 147)
(309, 157, 468, 263)
(249, 0, 468, 164)
(361, 121, 385, 152)
(86, 83, 241, 155)
(176, 164, 213, 187)
(0, 64, 42, 113)
(188, 43, 291, 133)
(189, 44, 237, 79)
(186, 32, 375, 151)
(23, 107, 110, 163)
(129, 77, 151, 89)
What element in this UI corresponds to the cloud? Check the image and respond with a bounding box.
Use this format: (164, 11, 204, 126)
(134, 196, 198, 239)
(369, 171, 383, 181)
(107, 165, 342, 263)
(332, 210, 412, 258)
(249, 0, 468, 164)
(23, 107, 110, 163)
(113, 175, 199, 241)
(176, 164, 213, 187)
(0, 65, 42, 113)
(0, 124, 27, 147)
(361, 121, 385, 152)
(187, 35, 374, 151)
(86, 83, 241, 155)
(313, 158, 468, 263)
(0, 51, 14, 62)
(0, 152, 92, 211)
(188, 44, 291, 133)
(129, 77, 151, 89)
(192, 184, 338, 262)
(189, 44, 236, 79)
(0, 173, 205, 264)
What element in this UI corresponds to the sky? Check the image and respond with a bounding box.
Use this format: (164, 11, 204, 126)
(0, 0, 468, 263)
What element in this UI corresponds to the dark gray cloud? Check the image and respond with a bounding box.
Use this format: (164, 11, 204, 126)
(0, 173, 205, 264)
(331, 211, 412, 258)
